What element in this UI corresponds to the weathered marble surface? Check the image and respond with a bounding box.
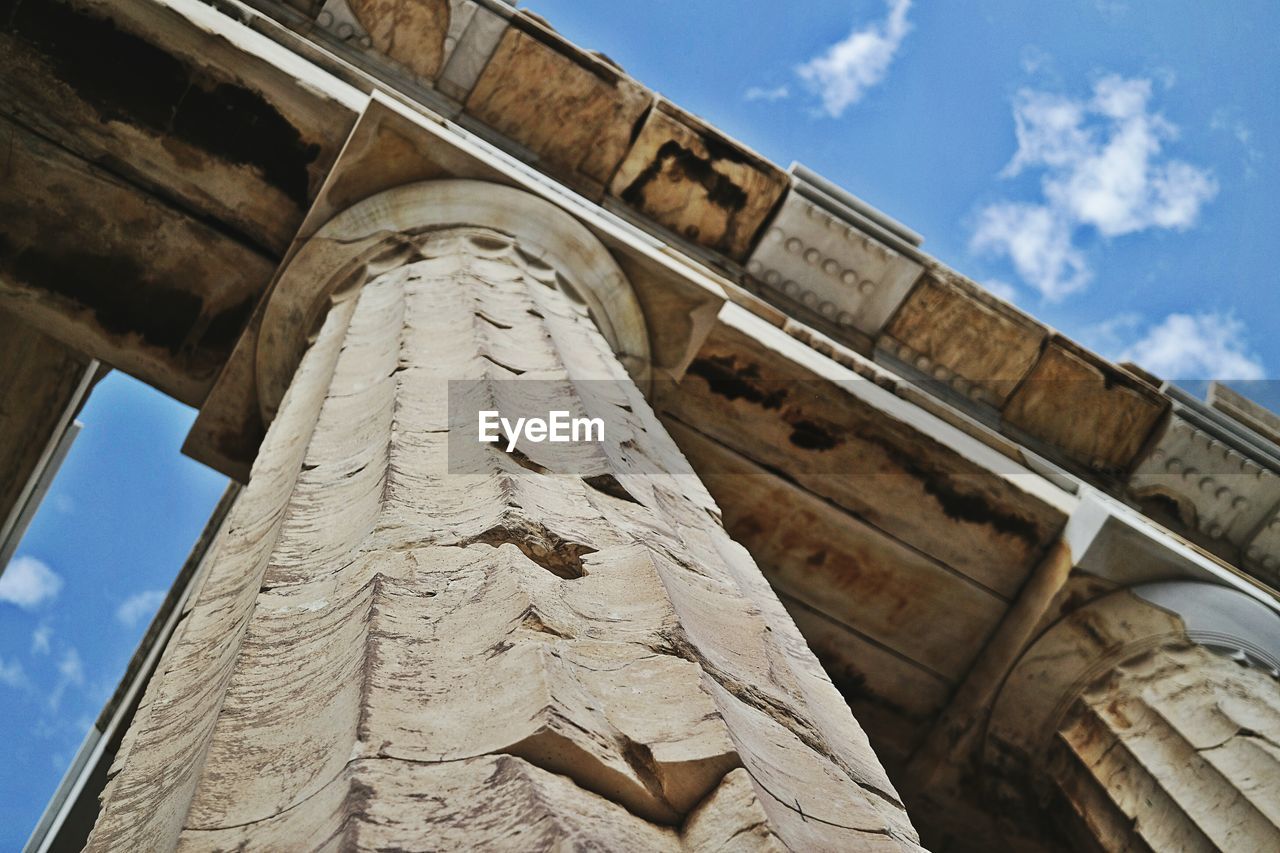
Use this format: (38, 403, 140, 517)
(979, 584, 1280, 852)
(610, 101, 788, 260)
(0, 114, 274, 405)
(343, 0, 450, 78)
(663, 307, 1068, 599)
(466, 14, 651, 198)
(1003, 338, 1168, 476)
(0, 0, 361, 255)
(882, 271, 1046, 408)
(669, 420, 1005, 682)
(89, 223, 919, 851)
(1053, 645, 1280, 851)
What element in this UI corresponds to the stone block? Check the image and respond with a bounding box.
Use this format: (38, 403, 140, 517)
(1002, 339, 1168, 475)
(315, 0, 511, 97)
(326, 0, 450, 79)
(882, 271, 1046, 408)
(466, 14, 652, 197)
(745, 176, 923, 337)
(609, 101, 788, 260)
(1129, 414, 1280, 547)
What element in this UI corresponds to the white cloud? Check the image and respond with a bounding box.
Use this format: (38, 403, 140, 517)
(0, 656, 25, 689)
(1019, 46, 1053, 77)
(973, 75, 1217, 300)
(1117, 312, 1265, 380)
(1081, 311, 1142, 353)
(971, 202, 1091, 300)
(116, 589, 167, 628)
(48, 647, 85, 711)
(32, 624, 52, 655)
(58, 648, 84, 684)
(0, 556, 64, 609)
(744, 85, 789, 103)
(797, 0, 912, 117)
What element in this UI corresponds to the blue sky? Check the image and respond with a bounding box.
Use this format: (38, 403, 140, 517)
(0, 375, 226, 847)
(1, 0, 1277, 844)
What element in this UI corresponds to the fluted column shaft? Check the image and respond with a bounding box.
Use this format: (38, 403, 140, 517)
(1049, 644, 1280, 852)
(88, 224, 918, 851)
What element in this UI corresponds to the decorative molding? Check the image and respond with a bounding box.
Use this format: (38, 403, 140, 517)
(315, 0, 371, 49)
(1129, 413, 1280, 546)
(1133, 580, 1280, 671)
(1245, 510, 1280, 585)
(875, 336, 990, 406)
(744, 174, 923, 337)
(1127, 383, 1280, 585)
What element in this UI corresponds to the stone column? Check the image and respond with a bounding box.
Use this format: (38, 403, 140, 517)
(1050, 644, 1280, 852)
(986, 584, 1280, 852)
(87, 181, 919, 851)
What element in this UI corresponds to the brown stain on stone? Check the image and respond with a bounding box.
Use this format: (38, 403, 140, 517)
(619, 139, 749, 219)
(860, 423, 1044, 550)
(463, 524, 597, 580)
(608, 105, 787, 259)
(347, 0, 450, 81)
(0, 234, 200, 353)
(6, 0, 321, 206)
(686, 356, 787, 410)
(687, 352, 1043, 546)
(787, 419, 840, 451)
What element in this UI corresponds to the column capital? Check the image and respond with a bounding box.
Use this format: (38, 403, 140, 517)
(256, 178, 651, 422)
